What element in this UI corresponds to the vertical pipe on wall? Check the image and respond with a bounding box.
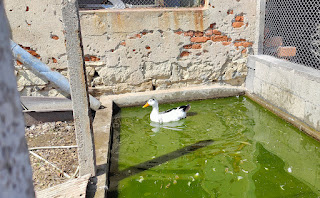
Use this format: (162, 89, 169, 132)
(254, 0, 266, 55)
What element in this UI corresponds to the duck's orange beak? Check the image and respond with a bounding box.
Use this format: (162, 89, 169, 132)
(142, 102, 150, 108)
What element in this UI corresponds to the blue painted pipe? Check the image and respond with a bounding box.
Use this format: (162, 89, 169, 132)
(11, 40, 101, 111)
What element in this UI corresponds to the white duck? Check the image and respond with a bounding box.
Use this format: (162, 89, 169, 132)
(143, 99, 191, 123)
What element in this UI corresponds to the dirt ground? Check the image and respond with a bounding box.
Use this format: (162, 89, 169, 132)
(25, 121, 79, 191)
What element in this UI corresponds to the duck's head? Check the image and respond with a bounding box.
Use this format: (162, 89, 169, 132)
(143, 98, 158, 108)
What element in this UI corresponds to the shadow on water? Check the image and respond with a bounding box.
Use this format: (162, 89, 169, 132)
(107, 117, 214, 198)
(187, 111, 197, 117)
(253, 143, 319, 198)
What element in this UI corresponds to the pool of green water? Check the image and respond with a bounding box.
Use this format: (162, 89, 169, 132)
(108, 96, 320, 198)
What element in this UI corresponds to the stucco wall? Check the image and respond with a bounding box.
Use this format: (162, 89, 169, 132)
(4, 0, 257, 97)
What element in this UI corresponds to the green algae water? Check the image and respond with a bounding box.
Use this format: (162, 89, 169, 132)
(108, 96, 320, 198)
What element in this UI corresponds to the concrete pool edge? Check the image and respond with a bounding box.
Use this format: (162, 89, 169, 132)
(90, 85, 245, 197)
(91, 84, 320, 197)
(245, 92, 320, 141)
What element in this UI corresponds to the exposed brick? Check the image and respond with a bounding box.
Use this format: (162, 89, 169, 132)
(194, 31, 204, 37)
(90, 56, 100, 61)
(234, 41, 253, 48)
(192, 44, 202, 49)
(227, 9, 233, 14)
(175, 31, 183, 35)
(211, 35, 228, 42)
(52, 57, 57, 63)
(222, 42, 231, 46)
(234, 42, 242, 47)
(241, 49, 247, 54)
(277, 46, 296, 57)
(17, 60, 23, 65)
(209, 23, 216, 29)
(183, 44, 192, 49)
(129, 34, 142, 39)
(184, 31, 194, 37)
(232, 22, 244, 28)
(28, 50, 40, 59)
(28, 50, 38, 57)
(51, 35, 59, 40)
(212, 29, 221, 35)
(19, 44, 41, 59)
(235, 16, 244, 22)
(145, 45, 151, 50)
(235, 39, 246, 42)
(242, 42, 253, 47)
(85, 55, 100, 62)
(190, 37, 209, 43)
(120, 41, 126, 46)
(19, 45, 30, 50)
(180, 51, 190, 57)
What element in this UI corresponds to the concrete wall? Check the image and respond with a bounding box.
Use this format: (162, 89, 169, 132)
(4, 0, 257, 97)
(246, 55, 320, 132)
(0, 1, 35, 196)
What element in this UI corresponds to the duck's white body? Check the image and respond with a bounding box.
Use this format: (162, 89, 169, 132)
(143, 99, 191, 123)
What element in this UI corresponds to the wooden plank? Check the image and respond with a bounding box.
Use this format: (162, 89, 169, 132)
(61, 0, 96, 176)
(20, 96, 73, 111)
(36, 174, 91, 198)
(24, 111, 74, 127)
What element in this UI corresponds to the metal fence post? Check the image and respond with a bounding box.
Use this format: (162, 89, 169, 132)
(254, 0, 266, 54)
(61, 0, 96, 176)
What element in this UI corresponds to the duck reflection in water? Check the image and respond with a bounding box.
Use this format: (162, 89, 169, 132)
(150, 119, 186, 133)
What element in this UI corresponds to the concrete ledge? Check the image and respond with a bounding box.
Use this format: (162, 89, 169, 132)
(246, 55, 320, 132)
(101, 84, 246, 107)
(246, 92, 320, 141)
(247, 55, 320, 82)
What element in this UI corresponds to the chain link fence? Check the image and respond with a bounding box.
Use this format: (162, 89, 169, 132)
(263, 0, 320, 70)
(79, 0, 204, 9)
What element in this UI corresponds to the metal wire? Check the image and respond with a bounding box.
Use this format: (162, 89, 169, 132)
(263, 0, 320, 70)
(79, 0, 204, 9)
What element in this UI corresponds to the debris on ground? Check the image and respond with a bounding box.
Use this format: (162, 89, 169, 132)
(25, 121, 78, 191)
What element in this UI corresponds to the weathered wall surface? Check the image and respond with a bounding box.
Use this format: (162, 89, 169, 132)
(5, 0, 68, 97)
(5, 0, 257, 96)
(246, 55, 320, 132)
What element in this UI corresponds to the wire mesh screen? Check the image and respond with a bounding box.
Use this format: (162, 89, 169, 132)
(263, 0, 320, 70)
(79, 0, 204, 9)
